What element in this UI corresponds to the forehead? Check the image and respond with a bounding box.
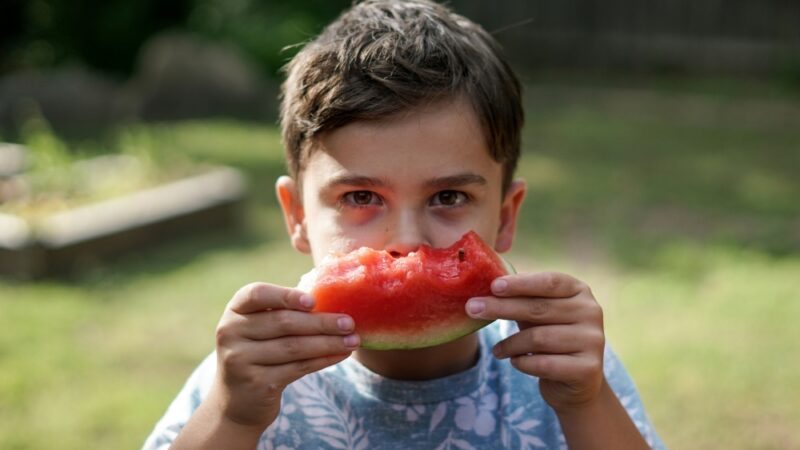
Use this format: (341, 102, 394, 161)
(302, 97, 501, 188)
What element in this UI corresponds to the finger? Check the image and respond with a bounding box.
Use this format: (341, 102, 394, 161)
(466, 295, 579, 324)
(492, 325, 604, 359)
(235, 310, 356, 340)
(247, 334, 361, 366)
(510, 353, 601, 382)
(228, 282, 314, 314)
(490, 272, 587, 298)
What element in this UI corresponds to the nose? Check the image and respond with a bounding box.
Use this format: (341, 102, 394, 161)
(384, 209, 428, 257)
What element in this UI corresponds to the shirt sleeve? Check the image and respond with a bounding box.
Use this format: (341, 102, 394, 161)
(603, 345, 667, 449)
(141, 353, 217, 450)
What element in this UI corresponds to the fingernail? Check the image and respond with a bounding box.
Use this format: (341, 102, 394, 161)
(343, 334, 360, 348)
(299, 294, 314, 308)
(492, 344, 503, 358)
(466, 299, 485, 316)
(337, 316, 354, 331)
(492, 279, 507, 294)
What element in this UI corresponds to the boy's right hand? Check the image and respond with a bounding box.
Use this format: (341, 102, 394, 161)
(210, 282, 360, 430)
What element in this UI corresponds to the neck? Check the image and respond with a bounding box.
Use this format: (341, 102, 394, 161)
(353, 333, 480, 381)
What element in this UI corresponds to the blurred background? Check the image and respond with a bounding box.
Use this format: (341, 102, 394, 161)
(1, 1, 798, 449)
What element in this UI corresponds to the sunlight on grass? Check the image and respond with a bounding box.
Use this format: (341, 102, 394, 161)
(601, 244, 800, 449)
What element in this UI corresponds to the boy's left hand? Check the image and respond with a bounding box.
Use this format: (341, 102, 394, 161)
(466, 272, 606, 414)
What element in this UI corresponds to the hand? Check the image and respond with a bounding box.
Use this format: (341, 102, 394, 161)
(211, 282, 360, 429)
(465, 272, 606, 413)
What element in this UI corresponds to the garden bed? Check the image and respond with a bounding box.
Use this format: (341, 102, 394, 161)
(0, 166, 245, 278)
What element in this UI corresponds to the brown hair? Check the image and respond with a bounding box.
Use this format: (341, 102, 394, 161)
(280, 0, 523, 192)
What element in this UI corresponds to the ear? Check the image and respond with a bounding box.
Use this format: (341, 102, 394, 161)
(494, 178, 526, 253)
(276, 175, 311, 254)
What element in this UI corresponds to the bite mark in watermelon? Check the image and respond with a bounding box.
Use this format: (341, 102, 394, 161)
(302, 231, 512, 350)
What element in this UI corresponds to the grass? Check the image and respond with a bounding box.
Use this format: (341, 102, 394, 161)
(1, 80, 799, 449)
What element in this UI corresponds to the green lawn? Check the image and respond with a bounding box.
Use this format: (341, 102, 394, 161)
(1, 81, 799, 449)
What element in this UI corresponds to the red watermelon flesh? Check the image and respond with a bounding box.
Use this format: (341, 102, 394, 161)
(305, 231, 511, 350)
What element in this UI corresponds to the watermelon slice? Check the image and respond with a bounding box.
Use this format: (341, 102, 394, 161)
(301, 231, 512, 350)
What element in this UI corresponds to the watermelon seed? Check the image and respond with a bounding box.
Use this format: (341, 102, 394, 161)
(458, 248, 465, 261)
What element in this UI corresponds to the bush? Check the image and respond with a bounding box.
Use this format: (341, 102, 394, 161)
(1, 0, 349, 78)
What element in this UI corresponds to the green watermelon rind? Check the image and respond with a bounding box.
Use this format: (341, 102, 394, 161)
(362, 317, 493, 350)
(501, 256, 516, 276)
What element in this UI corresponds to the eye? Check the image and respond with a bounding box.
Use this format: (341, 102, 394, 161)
(342, 190, 382, 207)
(430, 190, 469, 207)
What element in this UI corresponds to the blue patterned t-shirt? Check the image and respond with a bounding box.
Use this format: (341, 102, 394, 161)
(143, 321, 665, 449)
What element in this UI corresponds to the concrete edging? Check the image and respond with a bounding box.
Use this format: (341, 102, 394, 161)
(0, 166, 246, 278)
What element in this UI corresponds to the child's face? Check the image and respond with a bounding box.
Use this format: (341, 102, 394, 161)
(277, 97, 525, 264)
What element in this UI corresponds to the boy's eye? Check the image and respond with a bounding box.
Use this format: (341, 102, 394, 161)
(430, 190, 468, 207)
(343, 191, 382, 206)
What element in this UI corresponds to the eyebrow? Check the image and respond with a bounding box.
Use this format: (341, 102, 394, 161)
(424, 173, 487, 190)
(321, 172, 487, 191)
(321, 174, 388, 191)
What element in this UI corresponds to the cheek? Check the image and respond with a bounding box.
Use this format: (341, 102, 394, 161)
(439, 205, 502, 247)
(427, 211, 500, 248)
(305, 209, 384, 261)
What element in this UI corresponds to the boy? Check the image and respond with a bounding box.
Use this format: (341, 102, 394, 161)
(144, 1, 664, 448)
